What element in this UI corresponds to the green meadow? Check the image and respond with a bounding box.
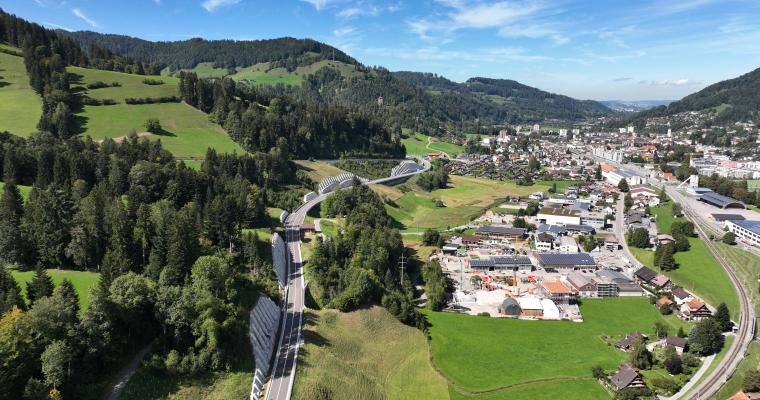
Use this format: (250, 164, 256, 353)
(0, 49, 43, 137)
(425, 298, 691, 399)
(10, 268, 100, 311)
(402, 132, 463, 157)
(67, 66, 244, 159)
(293, 306, 449, 400)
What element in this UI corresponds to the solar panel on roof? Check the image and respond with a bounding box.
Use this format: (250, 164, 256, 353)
(535, 253, 595, 265)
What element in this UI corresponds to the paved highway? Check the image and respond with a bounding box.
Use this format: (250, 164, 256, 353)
(264, 158, 430, 400)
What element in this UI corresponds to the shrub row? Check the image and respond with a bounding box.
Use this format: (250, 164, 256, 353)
(124, 96, 180, 105)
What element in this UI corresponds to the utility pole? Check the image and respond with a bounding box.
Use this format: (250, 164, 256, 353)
(398, 252, 407, 281)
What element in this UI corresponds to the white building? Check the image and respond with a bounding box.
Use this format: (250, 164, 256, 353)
(580, 211, 607, 229)
(558, 236, 579, 253)
(602, 168, 646, 186)
(726, 220, 760, 246)
(536, 207, 581, 226)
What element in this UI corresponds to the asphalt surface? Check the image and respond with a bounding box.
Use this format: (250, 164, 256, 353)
(264, 159, 430, 400)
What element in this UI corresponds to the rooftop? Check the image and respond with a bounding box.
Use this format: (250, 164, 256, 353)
(541, 279, 572, 294)
(538, 207, 580, 217)
(699, 191, 745, 209)
(476, 225, 527, 236)
(535, 253, 596, 266)
(731, 220, 760, 235)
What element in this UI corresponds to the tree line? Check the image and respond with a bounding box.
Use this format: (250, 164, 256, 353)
(0, 131, 302, 399)
(177, 72, 405, 159)
(309, 185, 424, 327)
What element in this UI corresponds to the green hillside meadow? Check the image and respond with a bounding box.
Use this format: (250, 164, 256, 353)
(67, 66, 244, 159)
(0, 46, 43, 137)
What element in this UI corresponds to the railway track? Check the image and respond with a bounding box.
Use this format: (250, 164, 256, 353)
(673, 194, 755, 399)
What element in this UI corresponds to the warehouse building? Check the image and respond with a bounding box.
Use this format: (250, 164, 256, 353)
(534, 253, 597, 272)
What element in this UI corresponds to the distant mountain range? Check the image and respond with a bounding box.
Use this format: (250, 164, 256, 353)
(600, 100, 673, 112)
(60, 31, 616, 125)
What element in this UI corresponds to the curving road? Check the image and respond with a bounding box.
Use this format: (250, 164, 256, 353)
(264, 158, 430, 400)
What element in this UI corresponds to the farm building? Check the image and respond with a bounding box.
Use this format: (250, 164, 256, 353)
(566, 273, 596, 297)
(634, 266, 657, 284)
(535, 253, 596, 272)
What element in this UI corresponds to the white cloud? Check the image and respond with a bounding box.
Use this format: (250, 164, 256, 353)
(201, 0, 240, 12)
(363, 45, 550, 63)
(651, 0, 716, 16)
(72, 8, 98, 28)
(301, 0, 338, 11)
(332, 26, 355, 37)
(498, 24, 569, 45)
(337, 5, 380, 18)
(43, 21, 73, 31)
(637, 79, 698, 87)
(407, 1, 564, 45)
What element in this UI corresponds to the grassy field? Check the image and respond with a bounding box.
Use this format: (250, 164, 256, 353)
(68, 66, 179, 101)
(375, 175, 550, 230)
(644, 206, 740, 319)
(293, 160, 348, 183)
(424, 298, 690, 398)
(9, 268, 100, 311)
(293, 306, 449, 400)
(534, 180, 581, 193)
(401, 132, 463, 157)
(168, 59, 358, 86)
(77, 103, 243, 159)
(67, 66, 244, 159)
(119, 369, 252, 400)
(0, 50, 43, 137)
(0, 181, 33, 201)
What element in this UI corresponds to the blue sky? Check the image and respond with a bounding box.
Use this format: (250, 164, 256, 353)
(3, 0, 760, 101)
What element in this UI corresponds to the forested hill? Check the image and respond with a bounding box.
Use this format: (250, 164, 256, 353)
(634, 67, 760, 123)
(392, 71, 615, 122)
(59, 30, 358, 71)
(60, 30, 613, 125)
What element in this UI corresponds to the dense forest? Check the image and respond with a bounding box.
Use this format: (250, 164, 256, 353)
(0, 9, 160, 141)
(57, 29, 616, 130)
(310, 185, 423, 327)
(633, 67, 760, 124)
(0, 131, 301, 399)
(177, 72, 405, 159)
(60, 31, 358, 71)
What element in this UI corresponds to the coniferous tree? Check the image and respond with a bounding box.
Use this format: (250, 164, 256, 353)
(0, 268, 26, 313)
(26, 267, 54, 306)
(101, 199, 134, 284)
(0, 181, 26, 265)
(714, 302, 732, 332)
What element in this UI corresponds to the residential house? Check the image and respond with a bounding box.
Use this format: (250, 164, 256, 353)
(651, 274, 671, 290)
(535, 232, 555, 251)
(670, 287, 693, 305)
(664, 336, 688, 355)
(609, 365, 647, 392)
(539, 279, 575, 304)
(681, 299, 712, 321)
(461, 235, 481, 248)
(604, 234, 620, 250)
(566, 273, 596, 297)
(634, 266, 657, 284)
(558, 236, 579, 253)
(615, 332, 647, 351)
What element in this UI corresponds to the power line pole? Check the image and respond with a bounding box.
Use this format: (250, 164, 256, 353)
(398, 252, 407, 282)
